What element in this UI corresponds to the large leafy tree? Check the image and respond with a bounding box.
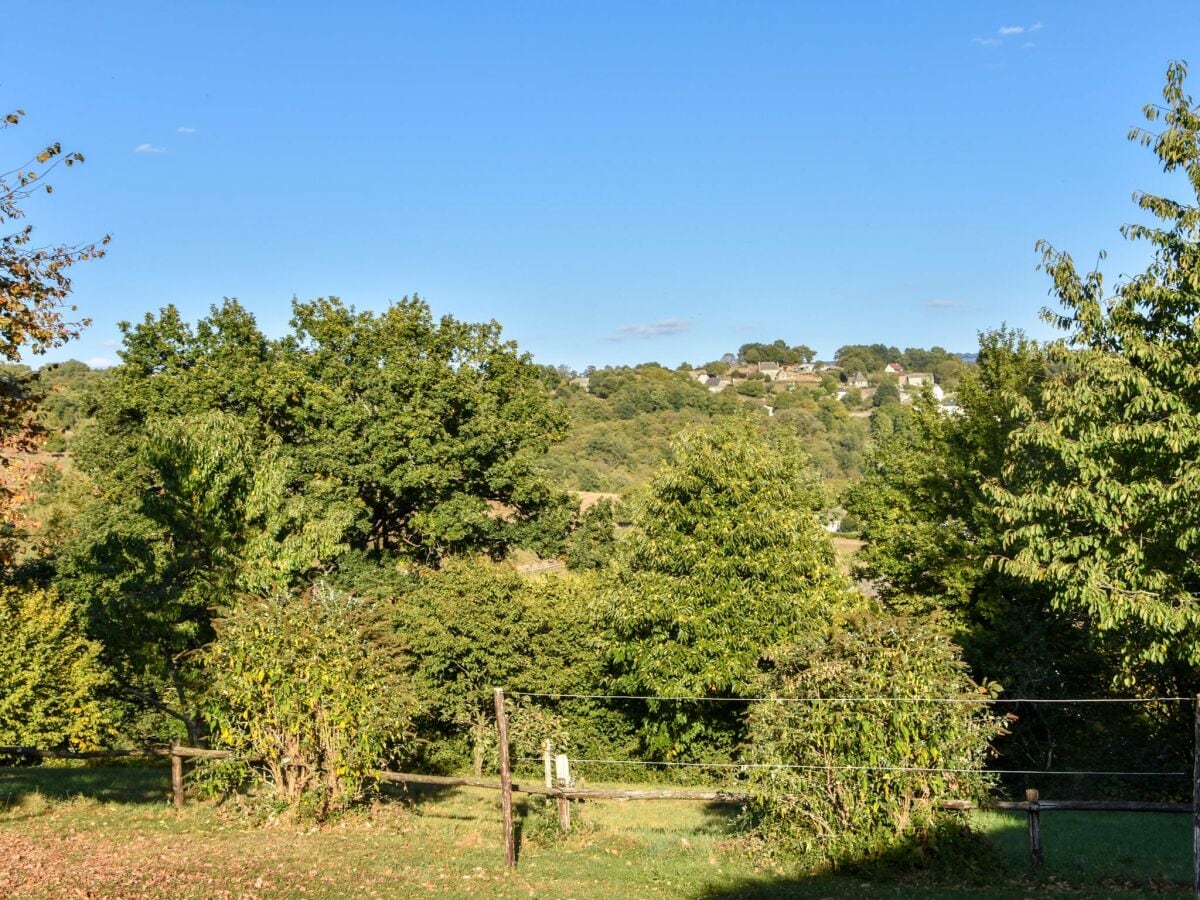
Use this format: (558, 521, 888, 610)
(58, 412, 355, 741)
(844, 330, 1171, 774)
(608, 420, 853, 759)
(991, 62, 1200, 672)
(283, 296, 569, 559)
(847, 326, 1045, 618)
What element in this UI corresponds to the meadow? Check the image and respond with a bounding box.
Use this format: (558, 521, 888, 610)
(0, 765, 1189, 898)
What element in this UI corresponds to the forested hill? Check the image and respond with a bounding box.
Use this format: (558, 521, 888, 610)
(537, 362, 869, 494)
(8, 338, 975, 503)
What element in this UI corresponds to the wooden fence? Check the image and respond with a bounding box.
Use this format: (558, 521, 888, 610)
(4, 688, 1200, 897)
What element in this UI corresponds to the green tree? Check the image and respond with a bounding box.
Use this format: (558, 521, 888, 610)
(991, 62, 1200, 671)
(0, 585, 116, 750)
(57, 411, 356, 742)
(848, 327, 1045, 617)
(284, 296, 568, 559)
(607, 421, 852, 759)
(871, 379, 900, 407)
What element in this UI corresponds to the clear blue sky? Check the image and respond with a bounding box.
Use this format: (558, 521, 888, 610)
(5, 2, 1199, 370)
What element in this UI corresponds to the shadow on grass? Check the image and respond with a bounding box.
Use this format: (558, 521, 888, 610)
(692, 832, 1017, 899)
(0, 764, 171, 808)
(694, 808, 1194, 899)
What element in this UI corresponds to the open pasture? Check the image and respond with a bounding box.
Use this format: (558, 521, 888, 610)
(0, 765, 1190, 898)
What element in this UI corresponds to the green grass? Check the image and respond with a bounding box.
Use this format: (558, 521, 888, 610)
(0, 765, 1191, 898)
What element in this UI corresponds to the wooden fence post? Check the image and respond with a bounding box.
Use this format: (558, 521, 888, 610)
(1192, 695, 1199, 900)
(545, 740, 570, 832)
(1026, 788, 1043, 869)
(170, 742, 184, 809)
(494, 688, 515, 868)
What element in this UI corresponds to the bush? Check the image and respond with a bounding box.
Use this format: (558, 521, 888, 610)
(201, 584, 417, 820)
(744, 609, 1002, 873)
(400, 560, 630, 774)
(0, 585, 117, 750)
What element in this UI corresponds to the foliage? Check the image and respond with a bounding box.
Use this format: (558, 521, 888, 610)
(201, 584, 416, 820)
(1, 114, 106, 364)
(0, 116, 106, 567)
(843, 328, 1173, 778)
(565, 497, 617, 570)
(738, 339, 815, 365)
(53, 296, 567, 735)
(871, 379, 900, 407)
(607, 420, 853, 759)
(76, 296, 569, 563)
(991, 62, 1200, 670)
(400, 560, 628, 773)
(285, 296, 570, 560)
(847, 327, 1045, 617)
(744, 609, 1003, 872)
(541, 366, 867, 494)
(56, 410, 357, 742)
(0, 584, 116, 750)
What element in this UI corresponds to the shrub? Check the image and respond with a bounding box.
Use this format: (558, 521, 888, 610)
(201, 584, 417, 819)
(0, 585, 117, 750)
(744, 608, 1003, 873)
(401, 560, 630, 774)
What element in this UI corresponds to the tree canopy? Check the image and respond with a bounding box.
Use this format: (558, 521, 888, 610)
(991, 61, 1200, 670)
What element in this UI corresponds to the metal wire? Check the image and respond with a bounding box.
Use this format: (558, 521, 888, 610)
(514, 756, 1185, 777)
(510, 691, 1191, 705)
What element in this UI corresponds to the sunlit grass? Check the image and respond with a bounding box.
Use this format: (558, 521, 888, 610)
(0, 766, 1191, 898)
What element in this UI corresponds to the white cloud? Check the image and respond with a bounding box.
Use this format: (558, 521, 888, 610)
(607, 319, 692, 341)
(176, 126, 197, 134)
(134, 143, 165, 154)
(85, 356, 115, 369)
(976, 22, 1044, 46)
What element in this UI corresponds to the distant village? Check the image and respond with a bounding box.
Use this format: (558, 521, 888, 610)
(570, 358, 963, 416)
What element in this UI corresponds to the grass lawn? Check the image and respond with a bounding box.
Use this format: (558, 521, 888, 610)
(0, 765, 1191, 898)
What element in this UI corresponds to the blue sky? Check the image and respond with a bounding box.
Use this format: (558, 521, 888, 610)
(5, 2, 1199, 370)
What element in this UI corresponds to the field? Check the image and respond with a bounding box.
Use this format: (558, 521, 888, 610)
(0, 766, 1191, 898)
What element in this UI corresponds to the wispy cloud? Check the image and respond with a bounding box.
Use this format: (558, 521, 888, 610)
(176, 126, 197, 134)
(925, 299, 964, 311)
(86, 356, 115, 369)
(973, 22, 1043, 47)
(607, 319, 692, 341)
(134, 143, 165, 154)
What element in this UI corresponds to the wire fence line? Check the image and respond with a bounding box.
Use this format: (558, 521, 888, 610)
(511, 690, 1193, 705)
(510, 691, 1194, 780)
(513, 756, 1186, 778)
